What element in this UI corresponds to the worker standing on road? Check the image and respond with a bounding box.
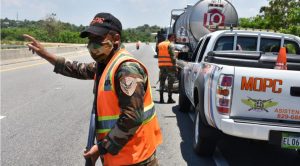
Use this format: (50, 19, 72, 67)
(136, 40, 141, 50)
(157, 33, 177, 103)
(23, 12, 162, 166)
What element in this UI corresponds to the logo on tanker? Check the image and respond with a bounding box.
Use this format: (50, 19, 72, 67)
(204, 9, 225, 27)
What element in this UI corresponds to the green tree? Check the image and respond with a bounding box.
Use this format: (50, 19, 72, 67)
(1, 18, 162, 43)
(41, 13, 61, 41)
(239, 0, 300, 36)
(121, 24, 161, 42)
(57, 30, 86, 43)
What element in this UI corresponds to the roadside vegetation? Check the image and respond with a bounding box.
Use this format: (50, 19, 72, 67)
(239, 0, 300, 36)
(1, 13, 161, 46)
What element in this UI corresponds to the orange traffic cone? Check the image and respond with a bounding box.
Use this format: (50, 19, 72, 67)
(274, 47, 287, 70)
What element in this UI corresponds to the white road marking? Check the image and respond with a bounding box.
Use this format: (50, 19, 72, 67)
(0, 61, 48, 72)
(0, 54, 86, 72)
(0, 116, 6, 120)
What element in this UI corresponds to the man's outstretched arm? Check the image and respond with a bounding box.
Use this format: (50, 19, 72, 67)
(23, 34, 96, 80)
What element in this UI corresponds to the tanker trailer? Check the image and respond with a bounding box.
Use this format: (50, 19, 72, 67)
(170, 0, 238, 58)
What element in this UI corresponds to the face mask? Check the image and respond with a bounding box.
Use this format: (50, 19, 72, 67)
(87, 40, 114, 63)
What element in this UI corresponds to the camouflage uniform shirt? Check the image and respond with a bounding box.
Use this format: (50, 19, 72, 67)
(54, 51, 148, 155)
(168, 41, 177, 67)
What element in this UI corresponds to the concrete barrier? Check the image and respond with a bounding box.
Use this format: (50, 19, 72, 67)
(0, 45, 87, 61)
(0, 43, 137, 65)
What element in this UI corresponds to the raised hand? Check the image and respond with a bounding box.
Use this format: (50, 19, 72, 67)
(23, 34, 57, 65)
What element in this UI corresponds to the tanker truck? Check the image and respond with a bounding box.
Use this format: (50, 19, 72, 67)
(158, 0, 238, 92)
(170, 0, 238, 62)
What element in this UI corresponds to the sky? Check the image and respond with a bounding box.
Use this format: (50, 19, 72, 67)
(1, 0, 269, 29)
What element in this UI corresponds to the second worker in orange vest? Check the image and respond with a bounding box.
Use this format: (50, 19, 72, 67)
(23, 13, 162, 166)
(157, 34, 177, 103)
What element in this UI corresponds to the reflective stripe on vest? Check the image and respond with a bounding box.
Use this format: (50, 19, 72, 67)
(96, 102, 155, 134)
(158, 41, 173, 67)
(96, 48, 162, 165)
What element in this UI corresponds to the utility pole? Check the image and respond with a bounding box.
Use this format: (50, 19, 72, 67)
(16, 12, 19, 26)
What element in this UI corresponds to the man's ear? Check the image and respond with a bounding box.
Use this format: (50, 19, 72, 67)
(113, 34, 121, 45)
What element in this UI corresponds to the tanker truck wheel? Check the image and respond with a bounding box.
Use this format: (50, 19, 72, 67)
(193, 103, 220, 156)
(179, 71, 190, 112)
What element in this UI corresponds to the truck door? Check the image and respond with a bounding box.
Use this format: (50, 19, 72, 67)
(184, 38, 204, 99)
(187, 37, 211, 100)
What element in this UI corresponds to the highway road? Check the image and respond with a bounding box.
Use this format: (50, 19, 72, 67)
(1, 43, 299, 166)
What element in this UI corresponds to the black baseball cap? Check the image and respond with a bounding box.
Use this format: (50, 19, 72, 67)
(80, 13, 122, 38)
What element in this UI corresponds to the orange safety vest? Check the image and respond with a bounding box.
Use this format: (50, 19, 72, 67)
(96, 48, 162, 166)
(158, 40, 174, 67)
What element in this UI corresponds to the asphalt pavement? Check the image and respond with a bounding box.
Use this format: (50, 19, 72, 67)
(1, 43, 299, 166)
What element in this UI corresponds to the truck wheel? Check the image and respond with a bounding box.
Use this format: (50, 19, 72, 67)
(179, 72, 190, 112)
(193, 103, 219, 156)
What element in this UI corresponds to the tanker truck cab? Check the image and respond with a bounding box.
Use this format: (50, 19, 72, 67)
(178, 30, 300, 156)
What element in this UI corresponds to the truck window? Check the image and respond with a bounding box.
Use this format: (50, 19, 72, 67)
(260, 38, 281, 52)
(236, 36, 257, 51)
(198, 37, 211, 62)
(213, 36, 234, 51)
(284, 40, 300, 54)
(191, 39, 203, 61)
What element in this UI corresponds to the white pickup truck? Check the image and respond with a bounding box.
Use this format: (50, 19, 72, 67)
(177, 30, 300, 156)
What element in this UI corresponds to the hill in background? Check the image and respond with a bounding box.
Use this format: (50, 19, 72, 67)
(1, 15, 162, 44)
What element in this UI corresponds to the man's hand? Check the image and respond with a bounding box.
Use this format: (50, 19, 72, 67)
(174, 50, 179, 58)
(83, 145, 100, 166)
(23, 34, 57, 65)
(23, 34, 47, 57)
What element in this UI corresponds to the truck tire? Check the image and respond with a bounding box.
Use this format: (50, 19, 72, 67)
(179, 71, 190, 112)
(193, 103, 220, 156)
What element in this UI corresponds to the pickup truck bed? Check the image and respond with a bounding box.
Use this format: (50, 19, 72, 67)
(177, 30, 300, 156)
(206, 51, 300, 70)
